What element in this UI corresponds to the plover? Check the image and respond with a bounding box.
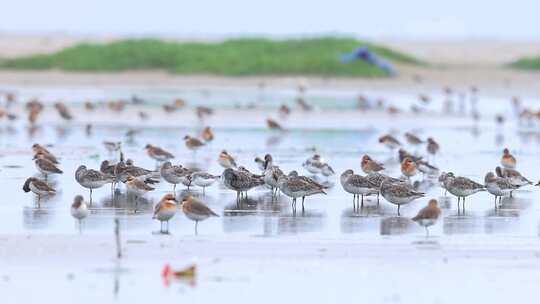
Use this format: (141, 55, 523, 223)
(378, 134, 401, 151)
(218, 150, 238, 169)
(153, 193, 178, 233)
(191, 171, 219, 195)
(340, 170, 378, 211)
(181, 194, 219, 235)
(75, 165, 114, 205)
(444, 172, 485, 214)
(71, 195, 89, 229)
(411, 199, 441, 236)
(145, 144, 174, 163)
(501, 148, 516, 169)
(380, 178, 424, 216)
(222, 168, 264, 202)
(22, 177, 56, 207)
(126, 176, 155, 212)
(183, 135, 205, 151)
(361, 155, 384, 174)
(485, 172, 518, 208)
(278, 172, 326, 213)
(34, 154, 63, 180)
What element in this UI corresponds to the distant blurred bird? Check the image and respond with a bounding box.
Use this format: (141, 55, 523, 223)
(266, 118, 284, 131)
(200, 126, 214, 142)
(54, 102, 73, 120)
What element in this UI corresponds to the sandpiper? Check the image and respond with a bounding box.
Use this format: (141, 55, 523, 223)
(126, 176, 155, 212)
(153, 193, 178, 233)
(411, 199, 441, 236)
(222, 168, 264, 202)
(380, 179, 424, 216)
(378, 134, 401, 151)
(103, 141, 121, 155)
(218, 150, 238, 169)
(71, 195, 89, 229)
(340, 170, 378, 211)
(444, 172, 485, 214)
(183, 135, 205, 151)
(485, 172, 518, 208)
(54, 102, 73, 120)
(33, 151, 59, 165)
(302, 154, 325, 174)
(264, 165, 284, 198)
(145, 144, 174, 163)
(75, 165, 114, 205)
(426, 137, 440, 158)
(22, 177, 56, 207)
(495, 166, 532, 188)
(160, 162, 191, 192)
(404, 132, 423, 146)
(267, 118, 284, 131)
(398, 148, 423, 163)
(32, 143, 54, 157)
(115, 161, 154, 183)
(34, 154, 63, 180)
(181, 194, 219, 234)
(361, 155, 384, 174)
(201, 126, 214, 142)
(278, 172, 326, 213)
(400, 157, 417, 180)
(321, 163, 335, 178)
(501, 148, 516, 169)
(191, 171, 220, 195)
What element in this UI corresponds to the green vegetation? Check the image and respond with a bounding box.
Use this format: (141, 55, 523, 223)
(510, 56, 540, 70)
(0, 37, 422, 77)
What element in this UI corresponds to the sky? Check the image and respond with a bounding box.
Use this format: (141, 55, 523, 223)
(2, 0, 539, 40)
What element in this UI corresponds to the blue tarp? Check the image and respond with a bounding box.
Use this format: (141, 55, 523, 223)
(339, 46, 396, 76)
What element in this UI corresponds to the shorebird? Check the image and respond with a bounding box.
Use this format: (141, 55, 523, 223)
(191, 171, 219, 195)
(378, 134, 401, 151)
(71, 195, 89, 230)
(267, 118, 284, 131)
(398, 148, 422, 163)
(426, 137, 440, 158)
(33, 151, 59, 165)
(160, 162, 191, 192)
(321, 163, 335, 179)
(278, 172, 326, 214)
(404, 132, 423, 146)
(114, 161, 155, 183)
(218, 150, 238, 169)
(181, 194, 219, 235)
(32, 143, 53, 157)
(254, 156, 266, 171)
(34, 154, 63, 180)
(153, 193, 178, 233)
(439, 172, 449, 196)
(264, 165, 284, 199)
(22, 177, 56, 207)
(411, 199, 441, 236)
(183, 135, 205, 152)
(361, 155, 384, 174)
(444, 173, 485, 214)
(201, 126, 214, 142)
(400, 157, 417, 180)
(145, 144, 174, 163)
(54, 102, 73, 120)
(126, 176, 155, 212)
(501, 148, 516, 169)
(103, 141, 121, 156)
(222, 168, 264, 202)
(340, 170, 378, 211)
(495, 166, 532, 188)
(416, 160, 440, 177)
(302, 154, 324, 174)
(380, 179, 424, 216)
(75, 165, 114, 205)
(485, 172, 518, 208)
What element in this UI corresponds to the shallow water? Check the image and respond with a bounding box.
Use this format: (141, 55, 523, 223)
(1, 85, 540, 303)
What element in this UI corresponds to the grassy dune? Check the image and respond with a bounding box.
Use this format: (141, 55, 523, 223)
(0, 37, 422, 77)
